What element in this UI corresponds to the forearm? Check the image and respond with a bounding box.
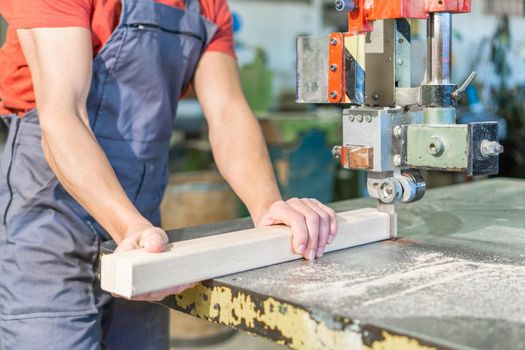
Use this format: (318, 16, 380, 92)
(209, 100, 282, 224)
(40, 109, 149, 243)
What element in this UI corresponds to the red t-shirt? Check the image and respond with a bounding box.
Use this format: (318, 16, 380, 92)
(0, 0, 235, 115)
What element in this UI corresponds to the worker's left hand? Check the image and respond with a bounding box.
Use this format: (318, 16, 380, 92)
(113, 224, 197, 301)
(256, 198, 338, 261)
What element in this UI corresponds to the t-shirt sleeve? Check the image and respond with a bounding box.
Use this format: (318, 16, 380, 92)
(0, 0, 91, 30)
(203, 0, 236, 58)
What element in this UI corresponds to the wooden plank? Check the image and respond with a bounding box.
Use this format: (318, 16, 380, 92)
(101, 208, 391, 298)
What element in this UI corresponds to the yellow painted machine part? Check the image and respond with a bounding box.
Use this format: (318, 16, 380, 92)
(367, 332, 438, 350)
(171, 284, 439, 350)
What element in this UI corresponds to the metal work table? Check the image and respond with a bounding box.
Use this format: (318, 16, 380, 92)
(104, 178, 525, 349)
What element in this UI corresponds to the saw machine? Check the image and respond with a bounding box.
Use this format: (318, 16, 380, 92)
(297, 0, 503, 236)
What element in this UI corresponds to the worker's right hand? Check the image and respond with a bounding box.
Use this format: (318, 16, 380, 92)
(255, 198, 338, 261)
(113, 224, 197, 301)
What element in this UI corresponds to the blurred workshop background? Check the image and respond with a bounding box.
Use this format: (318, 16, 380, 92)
(1, 0, 525, 349)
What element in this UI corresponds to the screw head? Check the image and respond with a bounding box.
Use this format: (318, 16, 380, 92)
(429, 137, 444, 156)
(330, 64, 338, 72)
(393, 126, 403, 138)
(330, 91, 338, 99)
(393, 155, 402, 167)
(332, 146, 343, 159)
(372, 93, 380, 100)
(378, 179, 400, 204)
(330, 38, 339, 46)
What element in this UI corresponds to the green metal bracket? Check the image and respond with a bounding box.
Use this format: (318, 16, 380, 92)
(406, 125, 469, 171)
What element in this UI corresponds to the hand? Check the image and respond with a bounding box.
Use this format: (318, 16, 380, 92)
(114, 223, 196, 301)
(256, 198, 338, 261)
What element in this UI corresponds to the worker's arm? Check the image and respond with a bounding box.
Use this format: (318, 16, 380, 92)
(16, 28, 172, 295)
(194, 52, 338, 261)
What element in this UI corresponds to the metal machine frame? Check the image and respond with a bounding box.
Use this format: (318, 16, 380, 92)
(297, 0, 503, 237)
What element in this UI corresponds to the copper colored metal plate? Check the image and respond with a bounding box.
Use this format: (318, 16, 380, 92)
(342, 145, 374, 170)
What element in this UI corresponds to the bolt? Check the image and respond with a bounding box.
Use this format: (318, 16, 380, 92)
(335, 0, 345, 11)
(365, 115, 372, 123)
(356, 114, 363, 123)
(387, 57, 392, 62)
(429, 137, 444, 156)
(332, 146, 343, 159)
(330, 64, 338, 72)
(335, 0, 357, 12)
(330, 38, 339, 46)
(372, 93, 380, 100)
(393, 155, 402, 167)
(393, 126, 403, 138)
(480, 140, 504, 157)
(330, 91, 338, 99)
(378, 179, 400, 204)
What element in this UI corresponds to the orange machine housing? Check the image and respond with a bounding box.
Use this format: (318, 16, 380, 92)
(348, 0, 472, 33)
(327, 0, 472, 103)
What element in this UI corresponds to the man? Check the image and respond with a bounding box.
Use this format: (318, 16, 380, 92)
(0, 0, 338, 349)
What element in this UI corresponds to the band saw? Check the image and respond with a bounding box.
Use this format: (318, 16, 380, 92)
(297, 0, 503, 237)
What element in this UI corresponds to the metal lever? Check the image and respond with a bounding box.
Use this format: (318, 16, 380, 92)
(452, 71, 478, 100)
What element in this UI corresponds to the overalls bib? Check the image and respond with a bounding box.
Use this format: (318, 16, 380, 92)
(0, 0, 217, 349)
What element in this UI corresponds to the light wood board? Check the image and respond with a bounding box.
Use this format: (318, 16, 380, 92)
(101, 208, 391, 298)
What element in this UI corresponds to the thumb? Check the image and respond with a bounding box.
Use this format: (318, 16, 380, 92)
(142, 228, 169, 253)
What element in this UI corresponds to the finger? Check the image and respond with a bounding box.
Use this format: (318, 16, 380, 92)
(311, 199, 338, 243)
(140, 228, 169, 253)
(302, 199, 330, 258)
(269, 201, 309, 255)
(287, 198, 320, 261)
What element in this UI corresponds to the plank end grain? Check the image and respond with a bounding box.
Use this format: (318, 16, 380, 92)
(101, 208, 391, 297)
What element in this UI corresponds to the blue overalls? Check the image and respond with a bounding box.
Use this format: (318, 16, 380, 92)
(0, 0, 217, 348)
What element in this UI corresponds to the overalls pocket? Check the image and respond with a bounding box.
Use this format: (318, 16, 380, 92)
(0, 116, 18, 223)
(2, 120, 57, 227)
